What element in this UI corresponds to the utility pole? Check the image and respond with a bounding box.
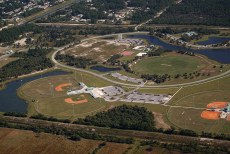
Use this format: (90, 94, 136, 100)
(50, 85, 54, 97)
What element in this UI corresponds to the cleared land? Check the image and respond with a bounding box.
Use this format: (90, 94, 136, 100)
(64, 39, 131, 62)
(0, 128, 130, 154)
(0, 57, 18, 68)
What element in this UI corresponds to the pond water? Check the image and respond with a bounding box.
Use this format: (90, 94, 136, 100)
(197, 37, 230, 45)
(0, 70, 69, 113)
(128, 35, 230, 64)
(90, 65, 121, 72)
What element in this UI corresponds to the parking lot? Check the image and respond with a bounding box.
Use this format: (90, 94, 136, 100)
(111, 73, 143, 84)
(100, 86, 125, 97)
(114, 39, 144, 46)
(120, 92, 171, 104)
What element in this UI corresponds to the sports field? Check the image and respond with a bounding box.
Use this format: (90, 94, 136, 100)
(19, 74, 109, 118)
(132, 53, 205, 75)
(166, 74, 230, 134)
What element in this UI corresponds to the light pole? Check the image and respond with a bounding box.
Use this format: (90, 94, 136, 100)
(50, 85, 54, 97)
(193, 96, 195, 106)
(72, 104, 75, 116)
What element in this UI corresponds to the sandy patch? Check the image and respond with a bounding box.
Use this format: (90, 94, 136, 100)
(152, 112, 170, 129)
(14, 38, 27, 46)
(161, 64, 172, 67)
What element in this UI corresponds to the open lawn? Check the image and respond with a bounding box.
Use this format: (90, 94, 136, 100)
(0, 128, 130, 154)
(132, 54, 205, 75)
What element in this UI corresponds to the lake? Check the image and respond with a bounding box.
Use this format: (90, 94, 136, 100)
(128, 35, 230, 64)
(197, 37, 230, 45)
(0, 70, 69, 113)
(90, 65, 121, 72)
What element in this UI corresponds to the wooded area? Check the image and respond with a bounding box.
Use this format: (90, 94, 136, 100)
(0, 48, 53, 82)
(152, 0, 230, 26)
(75, 105, 155, 131)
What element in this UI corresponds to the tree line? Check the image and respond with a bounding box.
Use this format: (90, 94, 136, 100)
(74, 105, 156, 131)
(0, 24, 40, 44)
(0, 119, 134, 144)
(141, 140, 229, 153)
(55, 54, 97, 69)
(3, 107, 230, 141)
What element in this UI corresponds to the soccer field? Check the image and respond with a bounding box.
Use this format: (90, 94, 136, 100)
(132, 54, 205, 75)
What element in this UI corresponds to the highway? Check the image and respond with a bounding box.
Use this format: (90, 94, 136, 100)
(18, 0, 79, 25)
(51, 31, 230, 88)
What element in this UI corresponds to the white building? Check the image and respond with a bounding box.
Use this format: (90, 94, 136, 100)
(136, 52, 147, 57)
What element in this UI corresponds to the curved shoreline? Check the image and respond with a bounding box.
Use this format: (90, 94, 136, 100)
(51, 31, 230, 88)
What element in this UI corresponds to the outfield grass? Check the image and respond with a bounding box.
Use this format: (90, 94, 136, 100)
(167, 107, 230, 134)
(132, 54, 204, 75)
(19, 74, 109, 118)
(166, 75, 230, 133)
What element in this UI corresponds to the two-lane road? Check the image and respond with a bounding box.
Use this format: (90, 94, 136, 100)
(51, 32, 230, 88)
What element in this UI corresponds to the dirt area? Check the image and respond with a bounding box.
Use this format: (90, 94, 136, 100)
(64, 39, 131, 62)
(0, 128, 130, 154)
(152, 112, 171, 130)
(14, 38, 27, 46)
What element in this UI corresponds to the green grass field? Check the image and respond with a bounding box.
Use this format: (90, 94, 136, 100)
(132, 54, 204, 75)
(166, 74, 230, 133)
(19, 74, 110, 118)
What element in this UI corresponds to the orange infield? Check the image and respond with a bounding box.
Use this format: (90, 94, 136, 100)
(55, 83, 72, 92)
(201, 111, 221, 120)
(121, 51, 134, 56)
(64, 97, 88, 105)
(206, 102, 228, 109)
